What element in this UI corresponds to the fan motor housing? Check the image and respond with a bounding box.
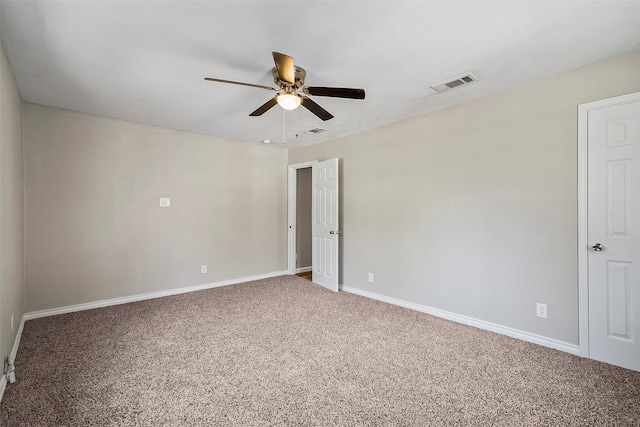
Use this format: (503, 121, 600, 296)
(272, 66, 306, 89)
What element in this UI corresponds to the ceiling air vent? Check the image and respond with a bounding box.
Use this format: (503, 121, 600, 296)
(304, 127, 327, 135)
(431, 72, 479, 93)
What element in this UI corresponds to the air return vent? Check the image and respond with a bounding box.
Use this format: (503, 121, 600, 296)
(431, 72, 479, 93)
(304, 127, 327, 135)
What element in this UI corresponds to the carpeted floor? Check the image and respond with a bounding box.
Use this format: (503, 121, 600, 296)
(1, 275, 639, 426)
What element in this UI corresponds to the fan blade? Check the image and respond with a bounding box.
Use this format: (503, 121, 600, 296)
(301, 97, 334, 121)
(305, 87, 365, 99)
(272, 51, 295, 85)
(204, 77, 276, 91)
(249, 97, 278, 116)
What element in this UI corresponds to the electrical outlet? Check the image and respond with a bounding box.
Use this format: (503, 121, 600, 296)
(159, 198, 171, 207)
(536, 303, 547, 319)
(201, 265, 207, 274)
(368, 273, 374, 283)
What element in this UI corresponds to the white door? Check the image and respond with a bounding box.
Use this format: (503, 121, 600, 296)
(312, 158, 339, 292)
(587, 95, 640, 371)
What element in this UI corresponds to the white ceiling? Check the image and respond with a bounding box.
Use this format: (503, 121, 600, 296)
(1, 1, 639, 148)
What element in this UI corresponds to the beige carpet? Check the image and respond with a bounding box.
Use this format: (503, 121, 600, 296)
(1, 275, 639, 426)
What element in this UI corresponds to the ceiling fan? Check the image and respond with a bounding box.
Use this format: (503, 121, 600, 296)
(204, 52, 365, 121)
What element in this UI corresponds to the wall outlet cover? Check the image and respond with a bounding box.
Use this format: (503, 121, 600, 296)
(536, 303, 547, 319)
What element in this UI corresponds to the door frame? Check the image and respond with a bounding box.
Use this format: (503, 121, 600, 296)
(287, 161, 318, 275)
(577, 91, 640, 358)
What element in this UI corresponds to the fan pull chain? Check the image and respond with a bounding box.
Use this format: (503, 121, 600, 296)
(283, 108, 286, 144)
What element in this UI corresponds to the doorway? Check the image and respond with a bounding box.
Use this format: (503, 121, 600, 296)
(295, 167, 313, 277)
(287, 161, 317, 275)
(288, 159, 341, 292)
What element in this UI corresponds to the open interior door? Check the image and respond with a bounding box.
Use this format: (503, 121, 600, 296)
(587, 94, 640, 371)
(312, 158, 339, 292)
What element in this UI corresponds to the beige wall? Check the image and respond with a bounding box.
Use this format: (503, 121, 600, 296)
(289, 51, 640, 346)
(0, 45, 24, 363)
(24, 104, 288, 311)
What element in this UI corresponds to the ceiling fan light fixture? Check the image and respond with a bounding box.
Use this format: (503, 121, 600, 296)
(276, 93, 301, 110)
(204, 51, 364, 121)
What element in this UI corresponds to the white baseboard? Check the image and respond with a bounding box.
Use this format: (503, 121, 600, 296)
(10, 316, 24, 363)
(0, 315, 25, 403)
(0, 375, 5, 404)
(24, 270, 288, 321)
(295, 266, 312, 274)
(341, 285, 580, 356)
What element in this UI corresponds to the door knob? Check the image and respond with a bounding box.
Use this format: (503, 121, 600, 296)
(329, 230, 341, 235)
(592, 243, 604, 252)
